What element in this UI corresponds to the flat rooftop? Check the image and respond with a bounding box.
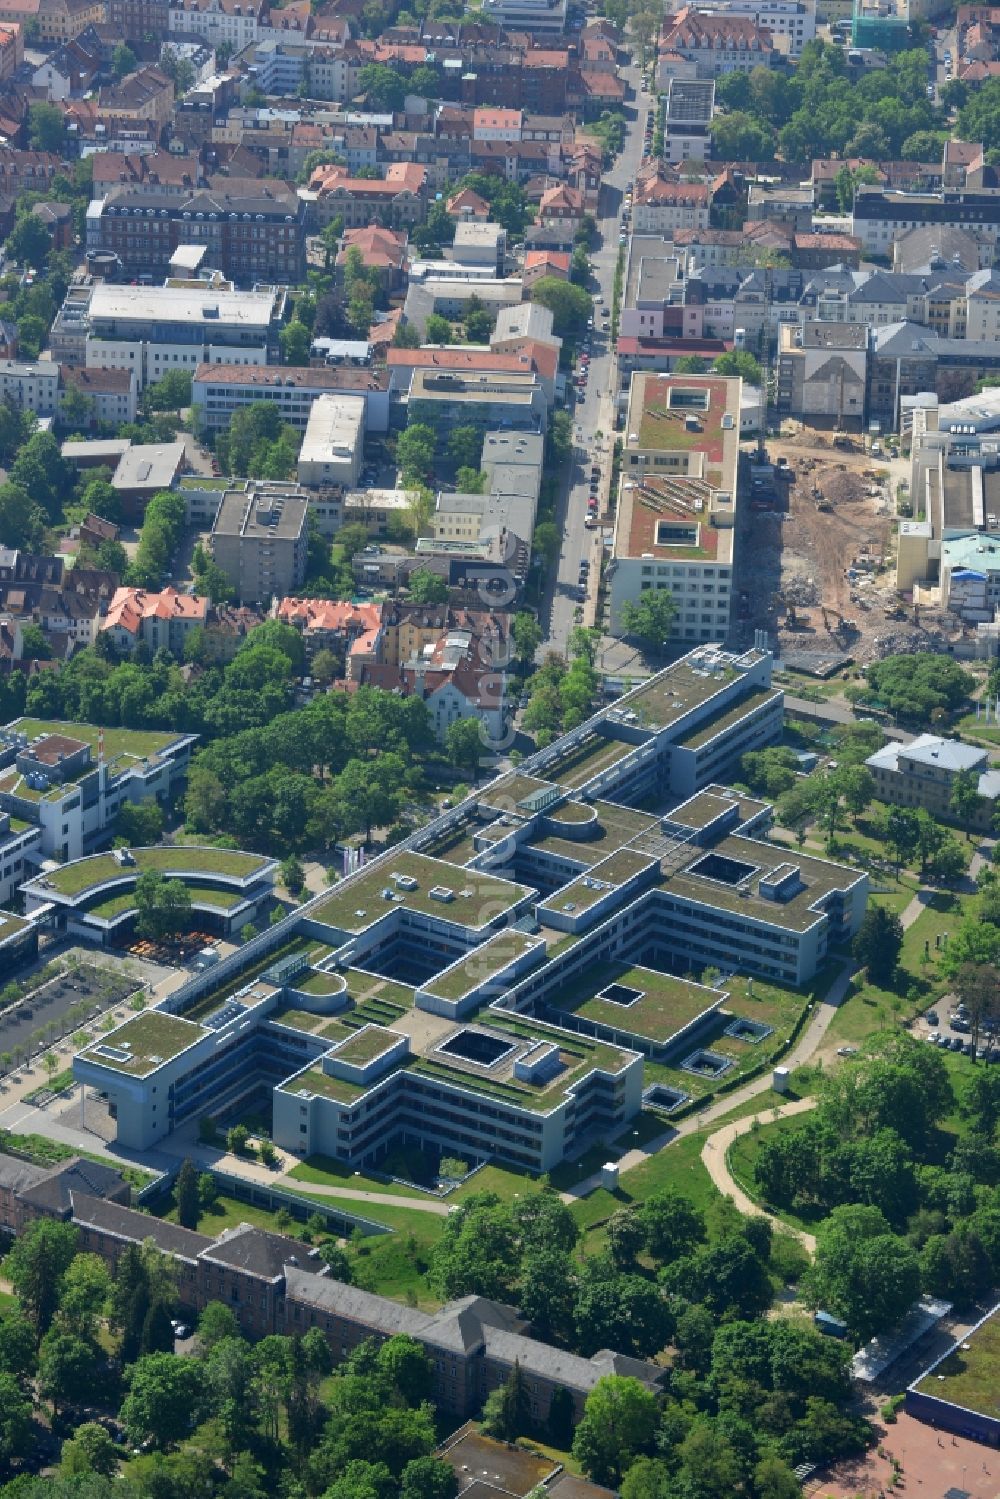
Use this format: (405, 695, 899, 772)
(548, 961, 724, 1043)
(5, 719, 185, 766)
(674, 687, 782, 749)
(915, 1306, 1000, 1420)
(538, 848, 656, 915)
(89, 283, 281, 329)
(667, 787, 769, 830)
(307, 850, 531, 934)
(78, 1010, 208, 1077)
(616, 474, 727, 564)
(664, 831, 862, 933)
(0, 911, 30, 943)
(616, 650, 751, 732)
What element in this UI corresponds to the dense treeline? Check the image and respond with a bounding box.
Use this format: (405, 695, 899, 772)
(753, 1032, 1000, 1324)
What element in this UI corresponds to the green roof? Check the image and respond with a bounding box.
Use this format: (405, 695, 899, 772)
(539, 849, 656, 915)
(332, 1025, 399, 1065)
(8, 718, 185, 765)
(86, 884, 247, 921)
(916, 1311, 1000, 1419)
(308, 851, 530, 934)
(422, 930, 541, 1001)
(544, 736, 634, 790)
(663, 833, 863, 933)
(282, 1066, 368, 1103)
(674, 688, 782, 751)
(548, 962, 723, 1044)
(622, 659, 741, 732)
(0, 911, 30, 943)
(79, 1011, 208, 1076)
(36, 846, 272, 899)
(292, 968, 347, 997)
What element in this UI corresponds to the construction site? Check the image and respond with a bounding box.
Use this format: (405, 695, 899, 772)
(734, 427, 962, 668)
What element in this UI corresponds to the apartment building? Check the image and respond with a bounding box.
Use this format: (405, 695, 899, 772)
(59, 365, 138, 428)
(631, 173, 711, 234)
(0, 359, 60, 416)
(106, 0, 166, 39)
(210, 482, 309, 605)
(304, 162, 428, 230)
(168, 0, 263, 49)
(0, 718, 196, 862)
(100, 586, 209, 656)
(658, 6, 774, 78)
(77, 281, 286, 391)
(866, 734, 1000, 830)
(690, 0, 815, 54)
(608, 373, 740, 645)
(852, 187, 1000, 254)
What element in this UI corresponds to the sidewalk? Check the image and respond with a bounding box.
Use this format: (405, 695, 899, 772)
(701, 1097, 819, 1252)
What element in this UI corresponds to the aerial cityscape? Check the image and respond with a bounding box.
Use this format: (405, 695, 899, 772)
(0, 0, 999, 1495)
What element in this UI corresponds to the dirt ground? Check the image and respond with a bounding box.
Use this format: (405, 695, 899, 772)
(736, 429, 961, 665)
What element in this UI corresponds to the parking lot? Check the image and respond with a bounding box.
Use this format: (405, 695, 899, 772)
(0, 963, 142, 1067)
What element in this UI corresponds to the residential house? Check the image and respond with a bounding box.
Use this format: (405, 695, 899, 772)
(100, 585, 208, 655)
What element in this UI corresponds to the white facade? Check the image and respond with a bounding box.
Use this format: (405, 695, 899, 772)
(296, 393, 366, 490)
(0, 360, 60, 416)
(694, 0, 816, 54)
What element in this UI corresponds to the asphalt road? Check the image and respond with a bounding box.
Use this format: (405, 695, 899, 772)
(541, 58, 650, 658)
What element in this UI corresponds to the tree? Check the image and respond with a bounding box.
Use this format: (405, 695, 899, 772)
(463, 296, 492, 343)
(573, 1264, 672, 1358)
(358, 62, 406, 111)
(531, 277, 592, 339)
(6, 212, 51, 270)
(60, 1421, 118, 1479)
(638, 1189, 706, 1266)
(714, 349, 762, 385)
(951, 766, 985, 835)
(445, 717, 484, 780)
(38, 1328, 101, 1415)
(710, 111, 775, 161)
(407, 568, 448, 604)
(402, 1457, 458, 1499)
(852, 905, 903, 986)
(144, 370, 192, 412)
(121, 1352, 206, 1450)
(198, 1300, 240, 1352)
(513, 611, 542, 665)
(673, 355, 709, 374)
(0, 1313, 38, 1384)
(572, 1375, 658, 1487)
(175, 1158, 200, 1230)
(112, 41, 137, 75)
(19, 623, 50, 661)
(0, 481, 45, 550)
(954, 963, 1000, 1056)
(807, 1205, 921, 1341)
(115, 799, 164, 846)
(28, 102, 65, 152)
(447, 426, 483, 471)
(481, 1359, 530, 1441)
(618, 592, 676, 653)
(532, 521, 560, 570)
(397, 424, 437, 483)
(425, 313, 452, 345)
(59, 1253, 110, 1338)
(0, 1372, 32, 1473)
(134, 869, 192, 940)
(393, 321, 421, 348)
(6, 1218, 78, 1334)
(862, 653, 973, 720)
(280, 319, 312, 365)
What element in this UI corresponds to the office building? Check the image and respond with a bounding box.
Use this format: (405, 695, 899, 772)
(296, 394, 366, 490)
(77, 281, 286, 391)
(608, 372, 740, 644)
(866, 734, 1000, 829)
(191, 362, 390, 434)
(0, 718, 196, 863)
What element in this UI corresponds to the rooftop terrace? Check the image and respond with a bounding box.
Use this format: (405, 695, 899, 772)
(332, 1025, 400, 1066)
(539, 849, 656, 916)
(307, 851, 531, 934)
(79, 1010, 208, 1076)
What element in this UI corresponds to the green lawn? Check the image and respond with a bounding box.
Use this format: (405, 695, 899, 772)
(286, 1155, 424, 1200)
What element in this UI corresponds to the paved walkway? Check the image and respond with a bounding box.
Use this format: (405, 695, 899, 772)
(562, 959, 856, 1200)
(701, 1097, 819, 1251)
